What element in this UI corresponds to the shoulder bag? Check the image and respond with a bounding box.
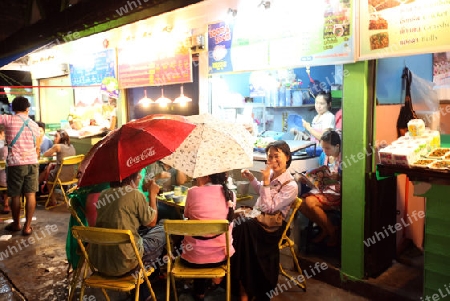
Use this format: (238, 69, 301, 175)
(256, 179, 294, 232)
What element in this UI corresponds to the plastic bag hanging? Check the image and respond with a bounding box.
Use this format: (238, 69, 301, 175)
(396, 67, 417, 137)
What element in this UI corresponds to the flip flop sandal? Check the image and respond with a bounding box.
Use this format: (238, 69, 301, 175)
(22, 227, 33, 236)
(4, 223, 21, 232)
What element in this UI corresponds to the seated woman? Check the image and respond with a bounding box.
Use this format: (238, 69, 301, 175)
(180, 172, 236, 301)
(39, 130, 76, 206)
(298, 130, 341, 246)
(233, 140, 298, 301)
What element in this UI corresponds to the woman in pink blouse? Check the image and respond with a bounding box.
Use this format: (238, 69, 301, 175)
(180, 172, 236, 301)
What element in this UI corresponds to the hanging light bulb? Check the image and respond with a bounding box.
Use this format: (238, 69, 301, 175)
(155, 87, 172, 107)
(174, 85, 192, 107)
(138, 90, 153, 107)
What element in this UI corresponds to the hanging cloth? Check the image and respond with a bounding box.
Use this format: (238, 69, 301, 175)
(396, 67, 417, 137)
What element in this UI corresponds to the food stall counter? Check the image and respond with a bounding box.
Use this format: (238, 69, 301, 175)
(377, 134, 450, 299)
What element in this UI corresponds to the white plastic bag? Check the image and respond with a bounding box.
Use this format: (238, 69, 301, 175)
(410, 72, 440, 130)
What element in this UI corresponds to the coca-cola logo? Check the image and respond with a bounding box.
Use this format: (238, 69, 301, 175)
(126, 147, 156, 167)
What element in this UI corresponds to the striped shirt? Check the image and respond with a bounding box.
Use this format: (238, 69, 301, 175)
(0, 113, 40, 166)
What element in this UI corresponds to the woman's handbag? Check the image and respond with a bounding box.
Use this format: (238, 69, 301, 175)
(255, 179, 293, 232)
(256, 211, 283, 232)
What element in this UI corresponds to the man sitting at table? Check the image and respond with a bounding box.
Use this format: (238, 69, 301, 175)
(88, 171, 166, 282)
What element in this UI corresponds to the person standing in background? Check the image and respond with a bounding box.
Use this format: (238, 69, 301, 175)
(0, 125, 10, 214)
(37, 121, 53, 155)
(1, 96, 41, 236)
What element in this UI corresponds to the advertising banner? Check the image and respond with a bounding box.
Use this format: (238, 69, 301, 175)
(69, 49, 116, 86)
(118, 40, 192, 89)
(208, 21, 234, 74)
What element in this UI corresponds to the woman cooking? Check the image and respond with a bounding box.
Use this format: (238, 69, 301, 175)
(302, 91, 335, 145)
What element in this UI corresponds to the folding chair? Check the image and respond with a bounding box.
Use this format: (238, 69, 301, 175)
(46, 154, 84, 210)
(164, 220, 231, 301)
(67, 187, 87, 301)
(279, 197, 306, 291)
(71, 226, 156, 301)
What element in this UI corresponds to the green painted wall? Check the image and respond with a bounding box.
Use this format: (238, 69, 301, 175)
(420, 181, 450, 299)
(340, 61, 369, 279)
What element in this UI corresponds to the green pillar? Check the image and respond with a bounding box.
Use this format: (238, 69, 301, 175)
(340, 61, 370, 279)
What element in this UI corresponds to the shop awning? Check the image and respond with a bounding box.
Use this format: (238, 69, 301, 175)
(0, 0, 203, 69)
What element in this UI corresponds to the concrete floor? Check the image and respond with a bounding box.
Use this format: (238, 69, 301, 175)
(0, 198, 416, 301)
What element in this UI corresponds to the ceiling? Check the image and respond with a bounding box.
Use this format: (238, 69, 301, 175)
(0, 0, 203, 68)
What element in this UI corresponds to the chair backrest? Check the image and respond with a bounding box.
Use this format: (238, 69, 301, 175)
(68, 193, 85, 226)
(281, 197, 303, 239)
(164, 220, 231, 266)
(164, 220, 229, 237)
(71, 226, 143, 273)
(72, 226, 133, 245)
(52, 154, 85, 184)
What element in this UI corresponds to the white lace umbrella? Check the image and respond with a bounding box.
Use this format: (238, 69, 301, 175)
(162, 114, 255, 178)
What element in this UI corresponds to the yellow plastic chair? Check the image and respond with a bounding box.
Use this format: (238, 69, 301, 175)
(278, 197, 307, 291)
(46, 154, 84, 210)
(71, 226, 156, 301)
(164, 220, 231, 301)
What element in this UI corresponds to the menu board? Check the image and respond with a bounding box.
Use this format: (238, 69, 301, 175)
(359, 0, 450, 59)
(118, 41, 192, 88)
(69, 49, 116, 86)
(208, 0, 355, 73)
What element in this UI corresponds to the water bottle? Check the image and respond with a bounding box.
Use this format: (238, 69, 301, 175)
(285, 88, 291, 106)
(278, 86, 286, 107)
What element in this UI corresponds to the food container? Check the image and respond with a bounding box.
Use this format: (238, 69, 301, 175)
(426, 148, 450, 160)
(392, 145, 420, 167)
(236, 181, 250, 197)
(378, 145, 397, 165)
(410, 159, 436, 169)
(407, 119, 425, 137)
(429, 160, 450, 170)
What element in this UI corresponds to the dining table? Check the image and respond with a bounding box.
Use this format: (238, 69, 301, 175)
(157, 192, 186, 220)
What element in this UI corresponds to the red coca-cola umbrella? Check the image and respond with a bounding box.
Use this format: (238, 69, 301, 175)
(77, 114, 195, 187)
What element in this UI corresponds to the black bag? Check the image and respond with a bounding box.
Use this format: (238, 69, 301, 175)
(396, 67, 417, 137)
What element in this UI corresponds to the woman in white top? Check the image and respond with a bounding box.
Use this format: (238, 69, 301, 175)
(302, 91, 335, 145)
